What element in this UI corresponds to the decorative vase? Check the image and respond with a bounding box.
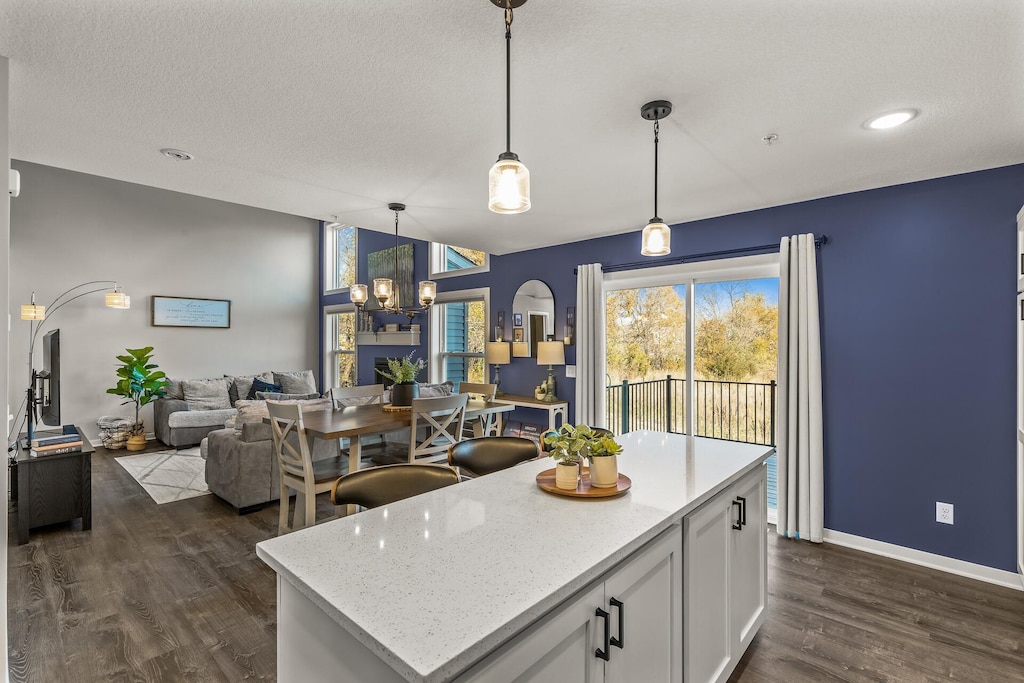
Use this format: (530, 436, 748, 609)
(589, 454, 619, 488)
(126, 432, 147, 452)
(390, 381, 419, 407)
(555, 461, 579, 490)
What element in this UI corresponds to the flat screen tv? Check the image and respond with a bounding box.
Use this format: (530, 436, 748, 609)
(40, 328, 60, 426)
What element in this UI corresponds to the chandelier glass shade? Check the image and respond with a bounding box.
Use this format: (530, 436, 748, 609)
(487, 1, 530, 214)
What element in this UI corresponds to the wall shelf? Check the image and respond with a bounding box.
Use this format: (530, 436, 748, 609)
(356, 331, 420, 346)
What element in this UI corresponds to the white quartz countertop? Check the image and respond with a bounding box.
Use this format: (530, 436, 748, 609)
(256, 431, 773, 683)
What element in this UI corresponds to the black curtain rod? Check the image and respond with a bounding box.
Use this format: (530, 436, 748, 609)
(580, 235, 830, 275)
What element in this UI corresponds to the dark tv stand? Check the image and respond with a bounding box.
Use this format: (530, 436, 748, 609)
(15, 427, 94, 545)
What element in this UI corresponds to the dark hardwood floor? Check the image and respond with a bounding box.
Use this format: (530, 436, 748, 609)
(8, 443, 1024, 682)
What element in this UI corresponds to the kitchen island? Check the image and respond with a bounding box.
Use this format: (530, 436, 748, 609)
(256, 431, 773, 683)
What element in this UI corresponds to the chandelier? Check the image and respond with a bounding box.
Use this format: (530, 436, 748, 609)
(349, 203, 436, 320)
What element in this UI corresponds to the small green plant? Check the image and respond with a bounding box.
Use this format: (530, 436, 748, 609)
(375, 352, 427, 384)
(542, 424, 621, 465)
(107, 346, 170, 433)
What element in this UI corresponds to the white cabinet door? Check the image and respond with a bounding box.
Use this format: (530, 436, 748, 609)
(604, 524, 682, 683)
(683, 487, 733, 683)
(729, 466, 767, 652)
(457, 583, 606, 683)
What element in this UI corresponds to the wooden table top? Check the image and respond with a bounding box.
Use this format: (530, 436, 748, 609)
(493, 394, 569, 408)
(296, 400, 514, 440)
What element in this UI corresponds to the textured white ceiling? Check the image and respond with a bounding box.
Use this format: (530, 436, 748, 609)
(2, 1, 1023, 254)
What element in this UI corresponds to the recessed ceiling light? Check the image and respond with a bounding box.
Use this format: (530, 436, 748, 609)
(160, 148, 193, 161)
(864, 110, 918, 130)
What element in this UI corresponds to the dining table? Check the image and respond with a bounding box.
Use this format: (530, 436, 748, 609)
(295, 399, 515, 478)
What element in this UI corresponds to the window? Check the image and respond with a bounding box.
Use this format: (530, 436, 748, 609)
(604, 254, 780, 522)
(325, 223, 357, 293)
(429, 288, 489, 386)
(324, 305, 357, 388)
(429, 242, 489, 279)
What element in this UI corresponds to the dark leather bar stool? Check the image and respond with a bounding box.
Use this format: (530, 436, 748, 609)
(330, 463, 460, 511)
(447, 436, 539, 478)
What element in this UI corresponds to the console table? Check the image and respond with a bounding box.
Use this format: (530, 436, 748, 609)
(493, 393, 568, 431)
(16, 430, 94, 545)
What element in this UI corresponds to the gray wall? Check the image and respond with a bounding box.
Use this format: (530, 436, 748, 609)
(9, 161, 320, 443)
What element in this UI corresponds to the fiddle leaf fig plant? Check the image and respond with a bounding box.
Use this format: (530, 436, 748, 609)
(106, 346, 170, 434)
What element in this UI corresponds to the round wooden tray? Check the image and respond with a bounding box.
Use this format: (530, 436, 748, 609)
(536, 467, 632, 499)
(382, 404, 412, 412)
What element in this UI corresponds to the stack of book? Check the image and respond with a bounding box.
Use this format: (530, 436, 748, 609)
(30, 429, 84, 457)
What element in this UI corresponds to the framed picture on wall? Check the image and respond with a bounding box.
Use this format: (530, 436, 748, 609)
(513, 313, 523, 327)
(513, 328, 524, 342)
(152, 296, 231, 328)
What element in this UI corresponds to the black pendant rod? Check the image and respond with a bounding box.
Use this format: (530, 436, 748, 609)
(504, 3, 513, 155)
(653, 120, 659, 219)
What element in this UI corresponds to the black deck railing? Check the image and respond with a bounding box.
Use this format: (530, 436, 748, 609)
(605, 376, 776, 446)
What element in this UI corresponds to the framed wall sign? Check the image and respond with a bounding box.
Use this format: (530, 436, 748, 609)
(152, 296, 231, 328)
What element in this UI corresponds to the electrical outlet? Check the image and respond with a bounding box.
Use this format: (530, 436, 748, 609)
(936, 501, 954, 525)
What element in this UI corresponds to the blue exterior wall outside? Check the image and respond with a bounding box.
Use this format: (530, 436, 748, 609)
(321, 163, 1024, 572)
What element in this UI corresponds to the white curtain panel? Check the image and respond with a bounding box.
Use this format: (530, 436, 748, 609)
(574, 264, 606, 427)
(776, 234, 824, 543)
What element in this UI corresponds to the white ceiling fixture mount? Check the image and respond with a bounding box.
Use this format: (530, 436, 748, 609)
(640, 100, 673, 257)
(160, 148, 193, 161)
(487, 0, 530, 215)
(864, 109, 918, 130)
(349, 203, 437, 320)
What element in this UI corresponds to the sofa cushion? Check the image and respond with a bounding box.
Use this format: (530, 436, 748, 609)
(274, 370, 317, 395)
(256, 391, 320, 401)
(167, 407, 235, 429)
(247, 377, 283, 400)
(240, 421, 273, 443)
(228, 372, 274, 406)
(182, 378, 232, 410)
(234, 397, 334, 430)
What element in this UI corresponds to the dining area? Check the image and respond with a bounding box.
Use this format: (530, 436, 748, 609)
(264, 381, 534, 534)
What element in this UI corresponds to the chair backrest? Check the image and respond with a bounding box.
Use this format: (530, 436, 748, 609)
(330, 464, 460, 509)
(330, 384, 385, 408)
(448, 436, 539, 477)
(457, 382, 497, 401)
(266, 401, 314, 482)
(409, 393, 469, 462)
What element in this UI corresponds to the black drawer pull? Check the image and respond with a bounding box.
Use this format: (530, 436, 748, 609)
(736, 495, 747, 527)
(595, 607, 610, 661)
(609, 597, 624, 649)
(732, 499, 743, 530)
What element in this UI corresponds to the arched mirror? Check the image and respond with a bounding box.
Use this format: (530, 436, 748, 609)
(512, 279, 555, 358)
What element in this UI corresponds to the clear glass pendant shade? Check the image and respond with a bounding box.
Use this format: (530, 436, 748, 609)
(641, 220, 671, 256)
(373, 278, 393, 307)
(350, 284, 368, 307)
(418, 280, 437, 307)
(488, 157, 531, 214)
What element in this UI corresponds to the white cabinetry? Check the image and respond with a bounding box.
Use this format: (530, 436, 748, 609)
(1017, 204, 1024, 586)
(683, 465, 767, 683)
(458, 523, 682, 683)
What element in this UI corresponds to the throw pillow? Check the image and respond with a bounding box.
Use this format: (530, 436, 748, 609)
(247, 377, 283, 400)
(273, 370, 317, 396)
(164, 379, 185, 400)
(229, 372, 274, 405)
(255, 391, 321, 401)
(419, 381, 455, 398)
(182, 378, 232, 411)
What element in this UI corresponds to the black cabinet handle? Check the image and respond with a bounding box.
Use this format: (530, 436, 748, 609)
(732, 499, 743, 530)
(737, 495, 747, 527)
(609, 597, 624, 649)
(595, 607, 610, 660)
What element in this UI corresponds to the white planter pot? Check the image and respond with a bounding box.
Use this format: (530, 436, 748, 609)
(555, 462, 579, 490)
(589, 455, 619, 488)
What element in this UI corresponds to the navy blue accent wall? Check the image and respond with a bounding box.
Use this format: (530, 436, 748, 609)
(319, 164, 1024, 572)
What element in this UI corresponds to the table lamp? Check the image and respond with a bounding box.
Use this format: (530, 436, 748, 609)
(537, 341, 565, 403)
(485, 341, 511, 396)
(512, 341, 530, 358)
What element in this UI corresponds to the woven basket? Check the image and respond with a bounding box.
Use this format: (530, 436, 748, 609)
(96, 415, 136, 450)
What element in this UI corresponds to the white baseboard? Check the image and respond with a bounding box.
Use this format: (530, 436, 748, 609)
(823, 529, 1023, 592)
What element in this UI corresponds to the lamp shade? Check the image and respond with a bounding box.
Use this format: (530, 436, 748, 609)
(641, 220, 671, 256)
(485, 341, 511, 365)
(512, 341, 530, 358)
(418, 280, 437, 307)
(488, 157, 531, 214)
(21, 304, 45, 321)
(350, 284, 368, 307)
(373, 278, 393, 307)
(105, 290, 130, 309)
(537, 341, 565, 366)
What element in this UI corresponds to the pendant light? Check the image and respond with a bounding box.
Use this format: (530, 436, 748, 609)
(640, 100, 673, 257)
(488, 0, 530, 214)
(350, 203, 436, 320)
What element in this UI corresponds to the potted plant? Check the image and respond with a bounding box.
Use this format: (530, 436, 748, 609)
(106, 346, 170, 451)
(543, 424, 624, 489)
(376, 352, 427, 407)
(543, 424, 591, 490)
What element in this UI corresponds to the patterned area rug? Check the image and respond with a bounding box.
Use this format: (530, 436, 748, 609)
(115, 447, 209, 504)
